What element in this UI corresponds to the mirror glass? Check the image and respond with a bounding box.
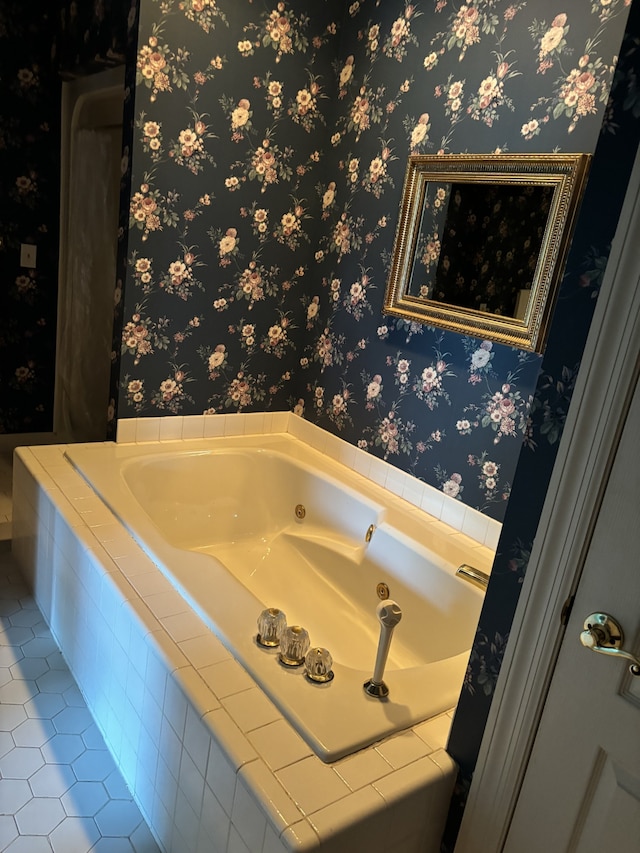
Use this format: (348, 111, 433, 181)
(384, 154, 591, 352)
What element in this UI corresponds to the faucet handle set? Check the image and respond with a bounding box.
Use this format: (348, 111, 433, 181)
(257, 599, 404, 696)
(256, 607, 334, 683)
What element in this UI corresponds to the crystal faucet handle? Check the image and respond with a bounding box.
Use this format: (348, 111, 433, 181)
(279, 625, 311, 666)
(257, 607, 287, 647)
(305, 647, 334, 683)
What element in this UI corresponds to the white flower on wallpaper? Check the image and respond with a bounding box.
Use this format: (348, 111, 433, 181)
(287, 71, 327, 132)
(456, 381, 532, 444)
(373, 409, 415, 459)
(121, 304, 169, 365)
(224, 369, 266, 410)
(137, 113, 164, 161)
(242, 3, 311, 63)
(176, 0, 228, 33)
(124, 377, 146, 411)
(129, 177, 179, 239)
(462, 337, 496, 383)
(341, 74, 386, 141)
(228, 132, 295, 191)
(224, 96, 253, 141)
(365, 372, 382, 405)
(361, 140, 397, 196)
(532, 13, 571, 75)
(159, 246, 205, 299)
(261, 311, 296, 358)
(209, 226, 239, 265)
(467, 52, 520, 127)
(413, 351, 456, 410)
(432, 1, 507, 63)
(232, 259, 278, 309)
(150, 363, 195, 411)
(382, 3, 422, 63)
(336, 53, 356, 98)
(468, 452, 510, 508)
(405, 110, 431, 152)
(319, 179, 337, 217)
(343, 266, 375, 320)
(259, 74, 285, 118)
(324, 381, 354, 429)
(136, 23, 190, 101)
(436, 467, 464, 499)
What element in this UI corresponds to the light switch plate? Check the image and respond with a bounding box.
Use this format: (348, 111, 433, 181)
(20, 243, 37, 268)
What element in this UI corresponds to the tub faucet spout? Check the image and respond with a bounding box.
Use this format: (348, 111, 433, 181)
(363, 599, 402, 699)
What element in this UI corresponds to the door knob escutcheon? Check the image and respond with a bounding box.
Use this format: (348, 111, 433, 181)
(579, 612, 640, 676)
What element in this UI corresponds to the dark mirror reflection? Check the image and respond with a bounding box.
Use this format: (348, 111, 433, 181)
(406, 181, 554, 318)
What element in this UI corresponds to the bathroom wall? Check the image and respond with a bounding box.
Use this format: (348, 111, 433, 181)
(115, 0, 631, 523)
(56, 0, 135, 76)
(0, 0, 134, 437)
(444, 3, 640, 844)
(56, 68, 126, 443)
(0, 1, 60, 434)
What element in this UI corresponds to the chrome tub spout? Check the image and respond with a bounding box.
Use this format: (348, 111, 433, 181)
(363, 599, 402, 699)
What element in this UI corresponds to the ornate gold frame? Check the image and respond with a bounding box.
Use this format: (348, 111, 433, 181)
(383, 153, 591, 352)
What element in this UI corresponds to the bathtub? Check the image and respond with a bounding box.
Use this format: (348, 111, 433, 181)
(65, 433, 484, 762)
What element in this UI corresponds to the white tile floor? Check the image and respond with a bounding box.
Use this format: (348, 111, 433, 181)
(0, 452, 161, 852)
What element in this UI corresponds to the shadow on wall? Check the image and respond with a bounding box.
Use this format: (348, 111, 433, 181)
(0, 2, 61, 435)
(0, 0, 134, 438)
(56, 0, 135, 77)
(56, 68, 125, 443)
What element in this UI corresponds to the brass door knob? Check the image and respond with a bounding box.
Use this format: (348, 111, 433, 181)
(579, 612, 640, 676)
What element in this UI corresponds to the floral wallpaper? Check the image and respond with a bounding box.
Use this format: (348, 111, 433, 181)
(56, 0, 136, 76)
(114, 0, 631, 526)
(0, 1, 60, 434)
(444, 2, 639, 846)
(0, 0, 133, 436)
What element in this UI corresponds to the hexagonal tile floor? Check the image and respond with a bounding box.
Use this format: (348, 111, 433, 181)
(0, 542, 161, 853)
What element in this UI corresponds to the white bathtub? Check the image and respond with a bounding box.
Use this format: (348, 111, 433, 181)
(65, 433, 484, 762)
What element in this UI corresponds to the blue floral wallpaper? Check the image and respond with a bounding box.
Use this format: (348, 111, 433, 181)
(0, 0, 134, 435)
(445, 2, 639, 846)
(0, 1, 60, 434)
(114, 0, 631, 525)
(56, 0, 136, 76)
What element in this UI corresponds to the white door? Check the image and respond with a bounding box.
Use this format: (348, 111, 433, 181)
(453, 147, 640, 853)
(503, 369, 640, 851)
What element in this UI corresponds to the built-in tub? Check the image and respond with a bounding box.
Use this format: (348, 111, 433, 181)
(66, 433, 485, 762)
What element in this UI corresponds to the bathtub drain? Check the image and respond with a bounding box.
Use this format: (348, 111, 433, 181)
(294, 504, 306, 520)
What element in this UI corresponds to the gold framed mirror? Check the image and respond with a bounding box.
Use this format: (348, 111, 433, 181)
(383, 153, 591, 352)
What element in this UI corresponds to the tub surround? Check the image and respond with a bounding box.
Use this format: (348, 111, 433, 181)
(115, 411, 501, 553)
(64, 433, 486, 761)
(12, 413, 495, 853)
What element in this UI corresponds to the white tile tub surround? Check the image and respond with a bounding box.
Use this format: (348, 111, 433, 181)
(117, 412, 501, 551)
(10, 439, 480, 853)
